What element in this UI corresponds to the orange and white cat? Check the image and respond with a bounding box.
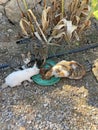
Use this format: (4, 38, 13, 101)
(44, 60, 86, 79)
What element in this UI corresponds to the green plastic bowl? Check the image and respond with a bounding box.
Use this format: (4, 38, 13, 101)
(32, 60, 60, 86)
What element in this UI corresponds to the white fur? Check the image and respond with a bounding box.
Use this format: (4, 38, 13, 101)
(4, 63, 39, 87)
(52, 66, 69, 77)
(63, 71, 70, 77)
(71, 64, 77, 69)
(23, 58, 30, 64)
(52, 70, 69, 77)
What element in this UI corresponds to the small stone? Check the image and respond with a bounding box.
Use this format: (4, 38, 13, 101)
(43, 103, 48, 107)
(0, 5, 4, 14)
(27, 120, 31, 124)
(0, 12, 2, 19)
(19, 126, 26, 130)
(7, 29, 13, 33)
(0, 0, 8, 4)
(37, 114, 42, 118)
(5, 0, 41, 23)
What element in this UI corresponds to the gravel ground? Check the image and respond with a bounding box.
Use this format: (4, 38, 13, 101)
(0, 12, 98, 130)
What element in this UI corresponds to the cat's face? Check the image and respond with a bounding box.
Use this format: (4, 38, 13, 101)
(44, 69, 53, 79)
(21, 52, 31, 64)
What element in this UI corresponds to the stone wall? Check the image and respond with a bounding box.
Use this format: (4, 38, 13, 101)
(0, 0, 71, 24)
(0, 0, 41, 23)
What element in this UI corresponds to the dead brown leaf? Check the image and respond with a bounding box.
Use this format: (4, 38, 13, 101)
(20, 18, 31, 36)
(42, 6, 51, 32)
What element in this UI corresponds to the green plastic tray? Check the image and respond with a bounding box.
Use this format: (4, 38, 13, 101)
(32, 60, 60, 86)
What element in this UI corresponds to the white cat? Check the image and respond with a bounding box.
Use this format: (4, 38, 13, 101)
(2, 63, 39, 88)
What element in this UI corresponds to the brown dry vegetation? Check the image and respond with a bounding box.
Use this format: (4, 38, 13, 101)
(0, 0, 98, 129)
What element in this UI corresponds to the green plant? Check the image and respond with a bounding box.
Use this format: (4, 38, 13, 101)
(91, 0, 98, 19)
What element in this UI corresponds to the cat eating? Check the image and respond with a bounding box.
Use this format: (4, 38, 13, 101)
(1, 63, 39, 88)
(44, 60, 86, 80)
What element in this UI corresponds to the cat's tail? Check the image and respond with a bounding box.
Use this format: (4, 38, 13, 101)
(1, 83, 8, 89)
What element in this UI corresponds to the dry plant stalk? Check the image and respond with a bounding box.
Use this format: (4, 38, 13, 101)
(51, 0, 91, 42)
(42, 6, 51, 32)
(19, 0, 91, 42)
(19, 0, 91, 63)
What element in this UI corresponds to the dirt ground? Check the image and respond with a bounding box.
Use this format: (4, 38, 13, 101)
(0, 14, 98, 129)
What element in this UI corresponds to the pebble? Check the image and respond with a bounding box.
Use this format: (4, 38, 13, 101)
(7, 29, 13, 33)
(19, 126, 26, 130)
(0, 5, 4, 14)
(43, 103, 49, 107)
(0, 12, 2, 19)
(0, 0, 9, 4)
(0, 4, 98, 130)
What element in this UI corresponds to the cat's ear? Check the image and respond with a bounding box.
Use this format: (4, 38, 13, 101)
(21, 54, 25, 59)
(27, 51, 31, 58)
(33, 62, 37, 68)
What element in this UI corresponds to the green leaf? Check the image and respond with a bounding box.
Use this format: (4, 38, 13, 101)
(93, 10, 98, 19)
(91, 0, 98, 19)
(22, 0, 28, 10)
(75, 42, 80, 46)
(92, 0, 97, 8)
